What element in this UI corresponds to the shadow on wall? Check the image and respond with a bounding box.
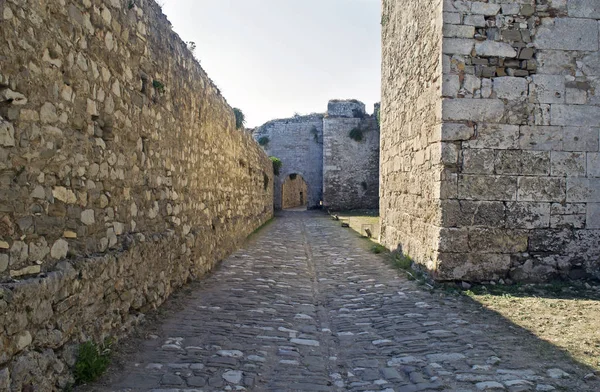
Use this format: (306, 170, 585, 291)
(282, 174, 309, 210)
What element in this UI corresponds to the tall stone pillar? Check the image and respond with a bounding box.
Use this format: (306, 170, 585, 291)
(380, 0, 600, 282)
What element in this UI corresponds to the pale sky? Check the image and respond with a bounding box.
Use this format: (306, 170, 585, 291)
(161, 0, 381, 127)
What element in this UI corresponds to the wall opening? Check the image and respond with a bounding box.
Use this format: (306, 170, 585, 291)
(282, 174, 309, 210)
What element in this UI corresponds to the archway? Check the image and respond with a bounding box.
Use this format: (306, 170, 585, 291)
(281, 174, 309, 210)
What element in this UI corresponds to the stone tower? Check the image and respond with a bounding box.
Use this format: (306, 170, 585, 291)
(380, 0, 600, 282)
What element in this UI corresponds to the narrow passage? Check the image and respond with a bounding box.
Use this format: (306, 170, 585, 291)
(86, 211, 599, 392)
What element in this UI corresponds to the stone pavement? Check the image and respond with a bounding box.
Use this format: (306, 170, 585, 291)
(85, 211, 599, 392)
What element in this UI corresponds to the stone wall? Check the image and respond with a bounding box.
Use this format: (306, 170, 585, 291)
(282, 175, 308, 209)
(323, 102, 380, 210)
(254, 100, 380, 211)
(381, 0, 600, 282)
(380, 0, 444, 272)
(0, 0, 273, 389)
(253, 114, 324, 209)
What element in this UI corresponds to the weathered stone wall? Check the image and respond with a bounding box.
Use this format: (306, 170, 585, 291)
(254, 100, 380, 211)
(381, 0, 600, 282)
(253, 114, 324, 209)
(0, 0, 273, 389)
(282, 175, 308, 209)
(380, 0, 444, 272)
(323, 102, 380, 210)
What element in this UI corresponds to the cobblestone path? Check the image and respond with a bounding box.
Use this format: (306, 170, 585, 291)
(89, 212, 599, 392)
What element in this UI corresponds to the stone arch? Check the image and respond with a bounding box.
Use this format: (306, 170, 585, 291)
(281, 173, 309, 209)
(274, 169, 321, 210)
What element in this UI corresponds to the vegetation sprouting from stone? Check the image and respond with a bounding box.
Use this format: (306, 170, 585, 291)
(128, 0, 134, 9)
(258, 136, 270, 146)
(289, 173, 297, 180)
(152, 80, 165, 94)
(233, 108, 245, 129)
(348, 128, 363, 142)
(310, 126, 319, 143)
(73, 341, 112, 384)
(270, 156, 282, 176)
(370, 243, 387, 254)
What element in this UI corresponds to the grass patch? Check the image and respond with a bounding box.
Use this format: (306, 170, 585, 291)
(270, 156, 282, 176)
(233, 108, 245, 129)
(369, 243, 387, 254)
(456, 280, 600, 371)
(74, 340, 112, 384)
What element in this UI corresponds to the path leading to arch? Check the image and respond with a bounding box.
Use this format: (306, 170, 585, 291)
(86, 212, 598, 392)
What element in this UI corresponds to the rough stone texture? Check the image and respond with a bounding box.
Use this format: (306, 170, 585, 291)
(253, 100, 380, 211)
(323, 102, 380, 211)
(282, 175, 308, 209)
(253, 114, 324, 210)
(0, 0, 273, 389)
(381, 0, 600, 282)
(380, 0, 444, 272)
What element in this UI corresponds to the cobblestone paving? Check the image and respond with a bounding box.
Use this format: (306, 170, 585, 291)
(88, 211, 600, 392)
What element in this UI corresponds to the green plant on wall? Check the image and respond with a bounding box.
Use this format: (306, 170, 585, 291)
(233, 108, 245, 129)
(289, 173, 297, 180)
(310, 126, 319, 143)
(73, 341, 112, 384)
(349, 128, 363, 142)
(270, 156, 282, 176)
(152, 80, 165, 94)
(258, 136, 270, 146)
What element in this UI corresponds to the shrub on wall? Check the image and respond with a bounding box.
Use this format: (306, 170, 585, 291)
(349, 128, 363, 142)
(290, 173, 297, 180)
(270, 156, 282, 176)
(233, 108, 245, 129)
(258, 136, 270, 146)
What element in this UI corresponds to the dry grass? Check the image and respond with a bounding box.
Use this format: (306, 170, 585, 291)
(463, 282, 600, 372)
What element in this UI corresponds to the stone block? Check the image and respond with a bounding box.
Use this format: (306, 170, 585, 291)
(462, 149, 495, 174)
(471, 2, 501, 15)
(440, 123, 475, 141)
(443, 38, 474, 55)
(437, 252, 511, 281)
(529, 229, 575, 252)
(563, 127, 599, 152)
(443, 24, 475, 38)
(506, 202, 551, 229)
(464, 14, 486, 27)
(588, 153, 600, 177)
(441, 200, 506, 227)
(475, 41, 517, 58)
(586, 203, 600, 229)
(442, 99, 505, 123)
(531, 75, 565, 104)
(552, 105, 600, 127)
(438, 228, 469, 252)
(465, 123, 519, 149)
(468, 228, 529, 253)
(551, 152, 586, 177)
(568, 0, 600, 18)
(519, 126, 563, 151)
(442, 74, 460, 97)
(458, 175, 517, 201)
(521, 151, 552, 176)
(518, 177, 566, 202)
(493, 77, 529, 100)
(535, 18, 599, 51)
(567, 178, 600, 202)
(444, 12, 461, 24)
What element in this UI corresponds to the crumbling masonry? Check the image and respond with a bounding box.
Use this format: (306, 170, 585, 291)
(381, 0, 600, 282)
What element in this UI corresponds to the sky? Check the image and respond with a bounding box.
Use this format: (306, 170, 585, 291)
(160, 0, 381, 128)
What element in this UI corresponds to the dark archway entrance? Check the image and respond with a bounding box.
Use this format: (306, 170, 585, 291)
(282, 174, 308, 210)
